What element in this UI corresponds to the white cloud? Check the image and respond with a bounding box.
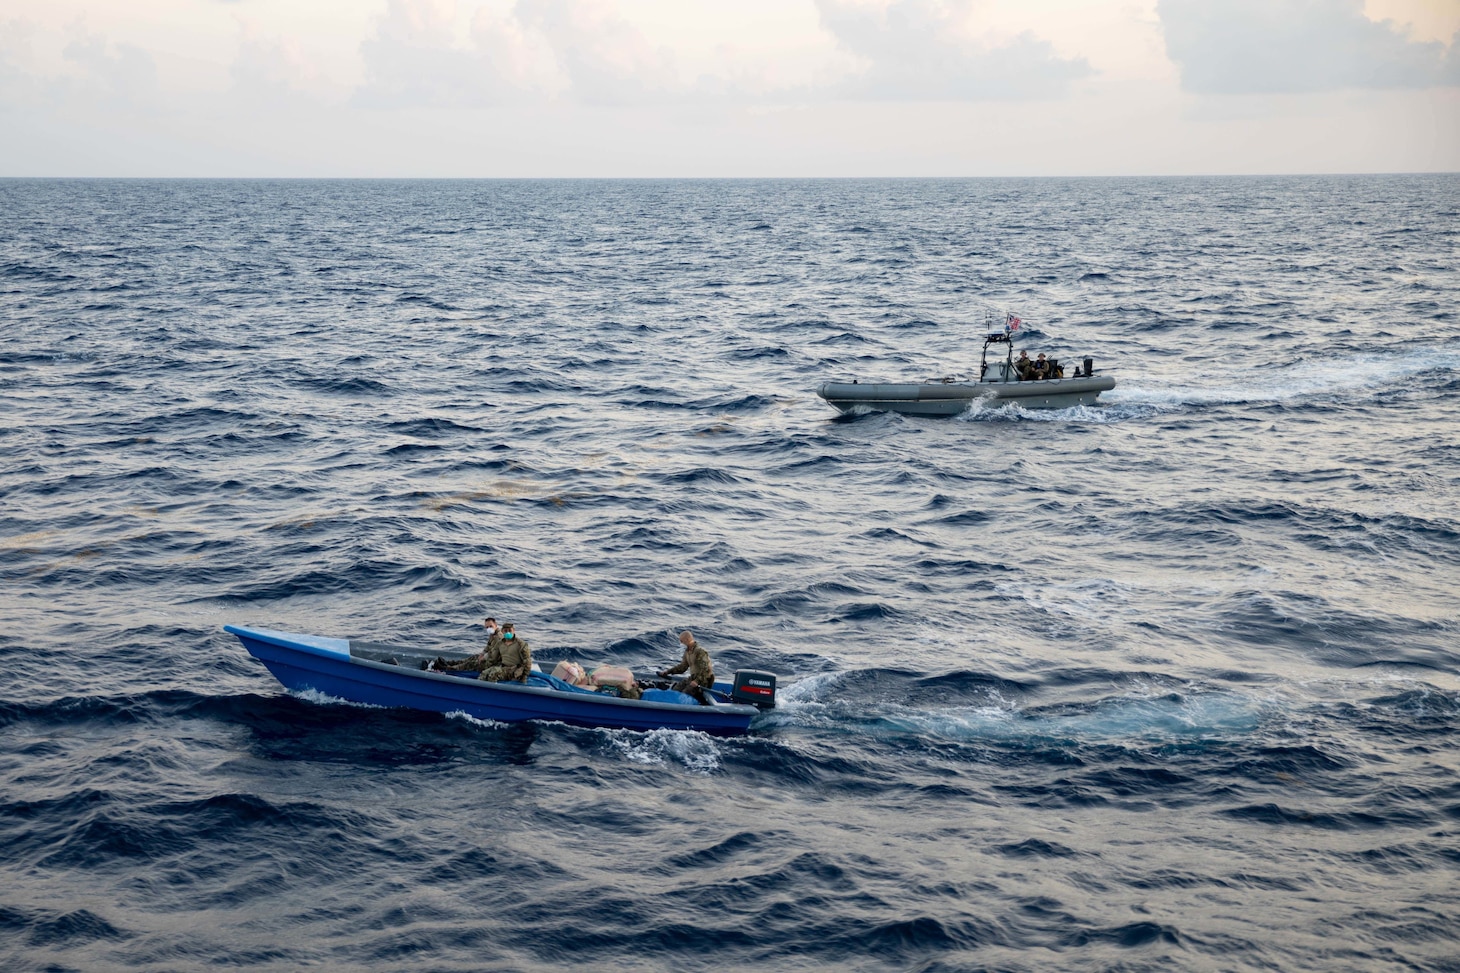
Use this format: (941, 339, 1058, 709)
(468, 5, 566, 94)
(1158, 0, 1460, 94)
(0, 19, 38, 106)
(356, 0, 522, 108)
(1363, 0, 1460, 45)
(815, 0, 1094, 100)
(514, 0, 680, 105)
(61, 28, 161, 111)
(0, 1, 1456, 175)
(230, 28, 316, 106)
(351, 0, 1093, 109)
(352, 0, 693, 108)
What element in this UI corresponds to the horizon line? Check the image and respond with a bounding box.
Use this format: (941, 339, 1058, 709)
(2, 170, 1457, 181)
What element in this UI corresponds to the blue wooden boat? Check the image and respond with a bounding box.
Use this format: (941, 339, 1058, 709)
(225, 625, 775, 736)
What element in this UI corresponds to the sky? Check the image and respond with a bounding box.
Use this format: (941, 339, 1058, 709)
(1, 0, 1457, 176)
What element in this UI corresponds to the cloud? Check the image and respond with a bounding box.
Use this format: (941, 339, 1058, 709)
(61, 28, 160, 111)
(0, 20, 162, 116)
(356, 0, 529, 108)
(229, 28, 319, 108)
(1158, 0, 1460, 94)
(351, 0, 1092, 110)
(815, 0, 1094, 101)
(514, 0, 679, 106)
(0, 19, 37, 106)
(354, 0, 685, 108)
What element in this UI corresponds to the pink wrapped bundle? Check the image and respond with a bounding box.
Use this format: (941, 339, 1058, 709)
(551, 661, 589, 686)
(589, 665, 635, 689)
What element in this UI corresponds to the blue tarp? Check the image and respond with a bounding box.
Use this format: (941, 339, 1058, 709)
(642, 688, 699, 705)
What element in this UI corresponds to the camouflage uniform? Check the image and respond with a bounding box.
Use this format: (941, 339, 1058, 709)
(664, 640, 714, 696)
(480, 634, 531, 683)
(439, 631, 503, 672)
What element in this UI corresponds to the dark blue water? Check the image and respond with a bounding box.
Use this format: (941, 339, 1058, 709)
(2, 176, 1458, 972)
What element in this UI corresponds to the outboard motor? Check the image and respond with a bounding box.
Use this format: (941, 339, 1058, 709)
(731, 670, 777, 709)
(1083, 357, 1094, 376)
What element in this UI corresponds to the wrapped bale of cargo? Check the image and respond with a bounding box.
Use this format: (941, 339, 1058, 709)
(589, 665, 635, 690)
(551, 661, 589, 686)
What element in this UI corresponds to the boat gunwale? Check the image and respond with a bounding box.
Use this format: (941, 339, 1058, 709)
(350, 654, 759, 715)
(817, 375, 1116, 397)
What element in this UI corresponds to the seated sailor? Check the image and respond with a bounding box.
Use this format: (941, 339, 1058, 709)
(480, 623, 532, 683)
(1030, 353, 1050, 379)
(434, 616, 501, 672)
(1014, 350, 1033, 380)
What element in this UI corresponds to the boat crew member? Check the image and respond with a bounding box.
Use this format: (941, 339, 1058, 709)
(1014, 350, 1032, 380)
(659, 630, 714, 704)
(1031, 353, 1050, 379)
(434, 616, 501, 672)
(480, 623, 531, 683)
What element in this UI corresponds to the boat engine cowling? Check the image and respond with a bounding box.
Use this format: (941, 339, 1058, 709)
(731, 670, 777, 709)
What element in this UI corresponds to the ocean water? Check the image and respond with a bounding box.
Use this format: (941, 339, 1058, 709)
(2, 175, 1458, 972)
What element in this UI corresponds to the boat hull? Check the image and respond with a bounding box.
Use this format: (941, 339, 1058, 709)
(226, 626, 758, 736)
(817, 376, 1115, 416)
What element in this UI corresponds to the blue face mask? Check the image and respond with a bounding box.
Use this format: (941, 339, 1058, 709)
(504, 633, 514, 639)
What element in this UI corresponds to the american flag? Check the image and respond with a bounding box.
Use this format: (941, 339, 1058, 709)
(1006, 314, 1021, 331)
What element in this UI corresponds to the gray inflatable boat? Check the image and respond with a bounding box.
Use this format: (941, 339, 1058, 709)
(817, 327, 1114, 417)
